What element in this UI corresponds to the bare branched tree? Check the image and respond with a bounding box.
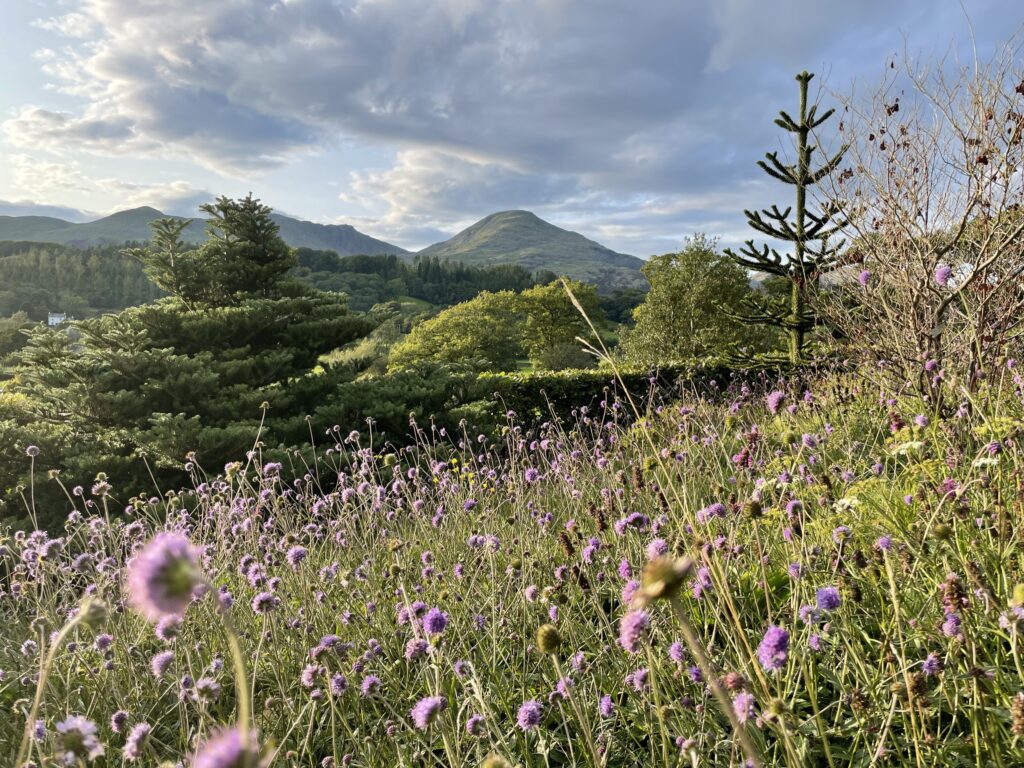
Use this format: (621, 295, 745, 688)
(815, 40, 1024, 406)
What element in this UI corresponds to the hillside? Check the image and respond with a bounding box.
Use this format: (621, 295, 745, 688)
(416, 210, 647, 292)
(0, 207, 407, 256)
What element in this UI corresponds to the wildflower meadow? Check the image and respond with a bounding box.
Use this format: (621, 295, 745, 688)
(4, 365, 1024, 767)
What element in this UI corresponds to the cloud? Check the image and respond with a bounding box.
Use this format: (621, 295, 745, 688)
(0, 200, 93, 222)
(4, 0, 1014, 256)
(7, 154, 211, 217)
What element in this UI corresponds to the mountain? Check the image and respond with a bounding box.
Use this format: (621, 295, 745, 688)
(416, 210, 647, 292)
(0, 207, 407, 256)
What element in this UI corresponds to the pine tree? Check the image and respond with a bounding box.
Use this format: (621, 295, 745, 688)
(723, 71, 846, 364)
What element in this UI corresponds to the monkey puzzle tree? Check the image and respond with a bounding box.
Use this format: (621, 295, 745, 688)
(724, 71, 846, 364)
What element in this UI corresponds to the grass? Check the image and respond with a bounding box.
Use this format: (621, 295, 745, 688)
(3, 369, 1024, 766)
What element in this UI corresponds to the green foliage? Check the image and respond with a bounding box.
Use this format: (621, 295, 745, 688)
(388, 290, 526, 372)
(518, 280, 605, 369)
(389, 280, 608, 373)
(723, 71, 846, 363)
(1, 203, 380, 527)
(476, 360, 733, 420)
(0, 241, 164, 319)
(618, 235, 770, 365)
(294, 250, 542, 312)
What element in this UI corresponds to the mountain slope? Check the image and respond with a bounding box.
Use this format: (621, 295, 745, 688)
(0, 207, 407, 256)
(416, 210, 647, 291)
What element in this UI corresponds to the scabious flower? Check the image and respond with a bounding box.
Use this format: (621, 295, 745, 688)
(466, 713, 486, 736)
(646, 538, 669, 559)
(517, 700, 543, 731)
(599, 694, 615, 716)
(922, 652, 944, 676)
(618, 610, 651, 653)
(110, 711, 129, 734)
(286, 546, 307, 569)
(857, 269, 871, 287)
(126, 532, 204, 623)
(155, 615, 182, 642)
(941, 612, 964, 640)
(151, 650, 174, 679)
(360, 675, 382, 696)
(732, 692, 756, 723)
(251, 591, 280, 615)
(191, 727, 261, 768)
(766, 390, 786, 415)
(757, 625, 790, 671)
(56, 715, 104, 762)
(330, 673, 348, 696)
(123, 722, 151, 761)
(410, 696, 447, 730)
(935, 264, 953, 287)
(423, 607, 449, 635)
(816, 586, 842, 612)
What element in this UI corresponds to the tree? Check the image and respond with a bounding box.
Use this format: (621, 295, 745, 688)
(723, 71, 846, 364)
(816, 47, 1024, 402)
(3, 206, 376, 524)
(197, 194, 297, 304)
(619, 235, 764, 365)
(388, 291, 526, 372)
(125, 218, 205, 309)
(519, 280, 605, 369)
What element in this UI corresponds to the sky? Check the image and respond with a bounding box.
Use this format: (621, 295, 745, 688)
(0, 0, 1019, 256)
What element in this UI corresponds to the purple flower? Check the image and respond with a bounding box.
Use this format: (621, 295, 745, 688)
(330, 673, 348, 696)
(941, 612, 963, 639)
(816, 586, 842, 612)
(423, 607, 449, 635)
(935, 264, 953, 286)
(766, 390, 786, 415)
(668, 641, 685, 664)
(286, 546, 307, 569)
(618, 610, 651, 653)
(646, 538, 669, 559)
(123, 722, 151, 761)
(517, 700, 543, 731)
(360, 675, 382, 696)
(599, 694, 615, 717)
(410, 696, 447, 730)
(857, 269, 871, 287)
(56, 715, 105, 762)
(466, 713, 486, 736)
(194, 677, 221, 703)
(126, 533, 203, 623)
(757, 625, 790, 672)
(524, 468, 540, 483)
(151, 650, 174, 679)
(251, 591, 280, 615)
(732, 693, 756, 723)
(191, 727, 261, 768)
(110, 711, 129, 734)
(922, 652, 943, 676)
(155, 615, 181, 642)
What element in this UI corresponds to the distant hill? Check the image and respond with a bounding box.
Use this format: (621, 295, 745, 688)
(416, 210, 647, 292)
(0, 207, 408, 256)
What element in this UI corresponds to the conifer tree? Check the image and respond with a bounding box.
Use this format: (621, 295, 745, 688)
(724, 71, 846, 364)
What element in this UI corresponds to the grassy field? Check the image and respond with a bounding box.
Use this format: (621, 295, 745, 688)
(3, 368, 1024, 766)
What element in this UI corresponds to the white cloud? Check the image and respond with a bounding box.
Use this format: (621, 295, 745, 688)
(7, 153, 211, 217)
(1, 0, 1012, 256)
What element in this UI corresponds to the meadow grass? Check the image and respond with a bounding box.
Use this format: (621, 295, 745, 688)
(3, 369, 1024, 766)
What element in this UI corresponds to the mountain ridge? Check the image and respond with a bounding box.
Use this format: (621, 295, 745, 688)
(417, 210, 647, 291)
(0, 206, 648, 291)
(0, 207, 408, 256)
